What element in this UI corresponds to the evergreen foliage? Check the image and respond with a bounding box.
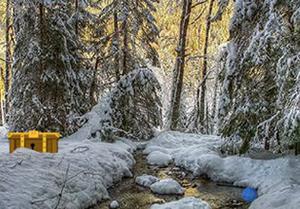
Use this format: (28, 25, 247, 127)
(218, 0, 300, 153)
(83, 67, 162, 141)
(100, 0, 160, 77)
(9, 0, 92, 134)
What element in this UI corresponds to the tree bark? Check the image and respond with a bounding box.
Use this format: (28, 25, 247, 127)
(211, 66, 219, 133)
(121, 18, 129, 75)
(198, 0, 215, 132)
(0, 88, 4, 125)
(75, 0, 79, 36)
(39, 1, 45, 102)
(5, 0, 12, 116)
(113, 11, 121, 80)
(169, 0, 192, 130)
(90, 57, 99, 106)
(296, 142, 300, 156)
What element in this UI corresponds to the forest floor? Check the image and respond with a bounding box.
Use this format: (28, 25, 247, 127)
(95, 150, 249, 209)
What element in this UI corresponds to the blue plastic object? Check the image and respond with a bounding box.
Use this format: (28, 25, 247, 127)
(242, 187, 258, 203)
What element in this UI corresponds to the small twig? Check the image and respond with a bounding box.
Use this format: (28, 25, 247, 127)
(191, 8, 206, 25)
(56, 156, 65, 168)
(191, 0, 208, 9)
(216, 182, 244, 188)
(0, 57, 12, 63)
(70, 146, 90, 154)
(54, 164, 70, 209)
(9, 159, 24, 169)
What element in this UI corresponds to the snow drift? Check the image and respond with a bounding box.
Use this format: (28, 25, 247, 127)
(146, 131, 300, 209)
(0, 130, 136, 209)
(150, 197, 211, 209)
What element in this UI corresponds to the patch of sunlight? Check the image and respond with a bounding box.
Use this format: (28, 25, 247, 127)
(184, 187, 201, 198)
(157, 170, 169, 179)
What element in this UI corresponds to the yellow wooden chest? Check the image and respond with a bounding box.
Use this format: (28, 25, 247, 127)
(8, 131, 61, 153)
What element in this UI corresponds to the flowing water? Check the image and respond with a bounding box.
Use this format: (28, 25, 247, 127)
(94, 151, 249, 209)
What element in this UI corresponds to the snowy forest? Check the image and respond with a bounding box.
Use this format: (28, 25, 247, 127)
(0, 0, 299, 209)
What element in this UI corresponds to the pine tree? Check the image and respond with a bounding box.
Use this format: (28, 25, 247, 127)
(218, 0, 300, 154)
(9, 0, 92, 134)
(85, 67, 162, 141)
(100, 0, 160, 78)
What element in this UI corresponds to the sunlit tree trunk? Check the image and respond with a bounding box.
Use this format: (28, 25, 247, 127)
(198, 0, 215, 132)
(169, 0, 192, 130)
(0, 79, 4, 125)
(113, 11, 121, 80)
(121, 18, 129, 75)
(5, 0, 12, 116)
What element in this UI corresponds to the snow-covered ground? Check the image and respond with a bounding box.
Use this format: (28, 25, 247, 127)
(150, 178, 185, 195)
(151, 197, 211, 209)
(0, 127, 136, 209)
(135, 174, 159, 187)
(147, 151, 172, 167)
(145, 131, 300, 209)
(0, 125, 9, 153)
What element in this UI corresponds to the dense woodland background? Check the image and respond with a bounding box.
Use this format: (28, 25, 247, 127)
(0, 0, 299, 154)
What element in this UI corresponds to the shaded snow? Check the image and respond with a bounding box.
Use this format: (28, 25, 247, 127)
(0, 126, 136, 209)
(150, 178, 185, 195)
(135, 175, 159, 188)
(147, 151, 173, 167)
(0, 125, 9, 153)
(0, 125, 8, 140)
(146, 131, 300, 209)
(150, 197, 211, 209)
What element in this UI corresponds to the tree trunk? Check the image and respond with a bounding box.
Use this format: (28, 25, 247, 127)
(0, 89, 4, 125)
(113, 11, 121, 81)
(38, 1, 46, 106)
(90, 57, 99, 106)
(198, 0, 215, 132)
(211, 66, 219, 133)
(75, 0, 79, 36)
(5, 0, 12, 117)
(121, 18, 129, 75)
(296, 143, 300, 156)
(169, 0, 192, 130)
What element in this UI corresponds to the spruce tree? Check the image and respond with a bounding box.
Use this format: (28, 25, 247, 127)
(9, 0, 92, 134)
(218, 0, 300, 154)
(100, 0, 160, 77)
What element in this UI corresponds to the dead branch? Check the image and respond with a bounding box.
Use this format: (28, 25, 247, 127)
(54, 164, 70, 209)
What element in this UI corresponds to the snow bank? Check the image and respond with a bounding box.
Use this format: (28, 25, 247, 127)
(0, 125, 9, 153)
(0, 125, 8, 140)
(135, 175, 159, 188)
(0, 136, 136, 209)
(150, 178, 185, 195)
(147, 151, 173, 167)
(146, 131, 300, 209)
(150, 197, 211, 209)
